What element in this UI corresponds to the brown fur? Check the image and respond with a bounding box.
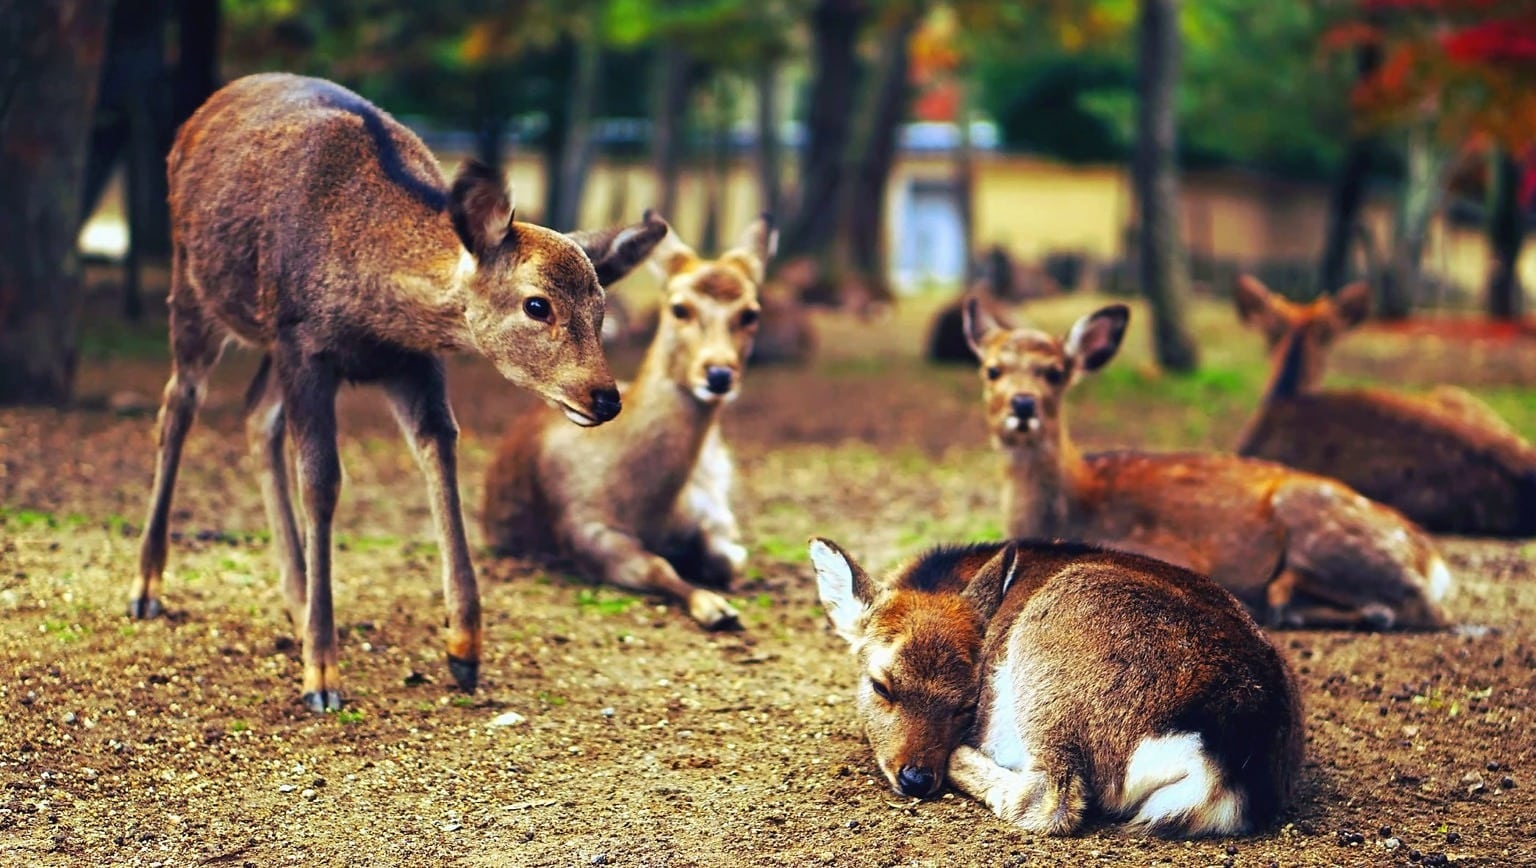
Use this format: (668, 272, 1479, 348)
(963, 298, 1452, 630)
(811, 538, 1303, 836)
(482, 216, 777, 628)
(131, 73, 668, 712)
(1234, 275, 1536, 536)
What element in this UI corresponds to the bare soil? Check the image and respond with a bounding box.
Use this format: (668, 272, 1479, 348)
(2, 291, 1534, 867)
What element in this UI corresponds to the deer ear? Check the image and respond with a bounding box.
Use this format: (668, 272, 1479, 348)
(449, 159, 514, 259)
(721, 213, 778, 284)
(1064, 304, 1129, 373)
(1234, 274, 1295, 345)
(960, 543, 1020, 621)
(634, 210, 699, 281)
(809, 537, 875, 646)
(962, 295, 1000, 356)
(1332, 281, 1372, 330)
(566, 210, 673, 286)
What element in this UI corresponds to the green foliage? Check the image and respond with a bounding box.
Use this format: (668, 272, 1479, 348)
(575, 588, 640, 616)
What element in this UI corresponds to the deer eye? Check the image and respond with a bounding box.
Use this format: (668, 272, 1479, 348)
(671, 303, 692, 321)
(523, 297, 552, 322)
(739, 308, 760, 328)
(985, 366, 1003, 381)
(1042, 366, 1065, 386)
(870, 680, 894, 702)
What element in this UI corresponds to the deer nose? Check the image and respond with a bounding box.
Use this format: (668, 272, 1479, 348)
(590, 386, 622, 422)
(705, 366, 735, 395)
(1010, 394, 1037, 419)
(896, 765, 938, 798)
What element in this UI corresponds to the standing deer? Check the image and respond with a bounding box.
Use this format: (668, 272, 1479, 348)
(132, 73, 668, 712)
(810, 537, 1302, 837)
(1234, 275, 1536, 537)
(964, 298, 1453, 630)
(481, 215, 776, 629)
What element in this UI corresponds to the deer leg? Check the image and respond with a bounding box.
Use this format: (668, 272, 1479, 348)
(132, 283, 226, 619)
(664, 431, 746, 589)
(381, 355, 481, 692)
(278, 353, 344, 712)
(947, 745, 1086, 835)
(243, 354, 306, 628)
(571, 522, 741, 629)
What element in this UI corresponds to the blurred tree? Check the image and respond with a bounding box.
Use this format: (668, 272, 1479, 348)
(1134, 0, 1198, 371)
(0, 0, 111, 405)
(1486, 146, 1526, 320)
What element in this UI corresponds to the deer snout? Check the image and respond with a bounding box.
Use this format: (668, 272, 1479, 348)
(896, 764, 941, 798)
(704, 366, 735, 395)
(1010, 393, 1037, 420)
(590, 386, 622, 423)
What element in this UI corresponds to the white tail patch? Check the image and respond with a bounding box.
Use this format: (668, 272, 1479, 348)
(1426, 556, 1454, 603)
(1119, 732, 1247, 836)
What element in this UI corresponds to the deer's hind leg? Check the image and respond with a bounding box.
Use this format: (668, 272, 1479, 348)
(572, 522, 741, 630)
(243, 354, 307, 628)
(131, 258, 228, 619)
(382, 354, 481, 692)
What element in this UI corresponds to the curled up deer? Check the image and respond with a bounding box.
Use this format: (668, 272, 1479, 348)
(1234, 275, 1536, 537)
(810, 537, 1303, 837)
(481, 215, 776, 629)
(131, 73, 667, 711)
(964, 298, 1453, 630)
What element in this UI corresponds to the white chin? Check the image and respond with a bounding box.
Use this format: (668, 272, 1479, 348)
(554, 402, 600, 427)
(691, 386, 734, 404)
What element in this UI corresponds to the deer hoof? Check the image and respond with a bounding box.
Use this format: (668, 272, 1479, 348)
(446, 655, 479, 692)
(689, 590, 742, 631)
(303, 690, 343, 713)
(127, 596, 163, 620)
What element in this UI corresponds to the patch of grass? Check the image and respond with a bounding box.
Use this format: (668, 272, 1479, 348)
(42, 619, 85, 643)
(336, 533, 403, 554)
(756, 535, 809, 564)
(229, 720, 249, 733)
(575, 588, 639, 617)
(117, 624, 138, 638)
(334, 708, 366, 725)
(450, 696, 474, 708)
(415, 702, 436, 713)
(536, 690, 567, 707)
(77, 318, 169, 361)
(3, 508, 59, 529)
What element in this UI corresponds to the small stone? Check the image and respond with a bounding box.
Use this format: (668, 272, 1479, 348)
(1462, 772, 1485, 796)
(488, 711, 527, 728)
(278, 784, 295, 793)
(61, 712, 77, 725)
(300, 788, 316, 801)
(1224, 844, 1238, 856)
(589, 856, 608, 866)
(1382, 837, 1402, 851)
(1409, 849, 1422, 862)
(1445, 831, 1460, 844)
(440, 822, 461, 832)
(1500, 775, 1515, 789)
(1379, 825, 1393, 838)
(1486, 760, 1501, 772)
(600, 707, 615, 718)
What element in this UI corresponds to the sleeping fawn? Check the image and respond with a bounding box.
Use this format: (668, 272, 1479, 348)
(1234, 275, 1536, 537)
(481, 215, 776, 629)
(132, 73, 667, 711)
(811, 537, 1302, 837)
(964, 298, 1452, 630)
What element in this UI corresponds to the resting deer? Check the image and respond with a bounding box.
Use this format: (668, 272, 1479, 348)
(131, 73, 668, 712)
(811, 537, 1302, 837)
(1234, 275, 1536, 537)
(963, 298, 1452, 630)
(481, 215, 776, 629)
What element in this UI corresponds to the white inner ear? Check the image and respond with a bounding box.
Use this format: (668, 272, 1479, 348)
(809, 540, 867, 644)
(1063, 313, 1096, 360)
(645, 228, 697, 280)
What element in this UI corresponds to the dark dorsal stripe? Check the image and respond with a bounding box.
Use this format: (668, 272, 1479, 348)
(903, 542, 1008, 593)
(317, 89, 447, 213)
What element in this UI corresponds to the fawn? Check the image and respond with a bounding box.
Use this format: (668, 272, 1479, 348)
(964, 298, 1453, 630)
(481, 215, 776, 629)
(1234, 275, 1536, 537)
(132, 73, 668, 711)
(811, 537, 1302, 836)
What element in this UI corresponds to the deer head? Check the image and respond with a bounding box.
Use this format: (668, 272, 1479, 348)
(810, 538, 1018, 799)
(448, 160, 670, 426)
(1234, 275, 1371, 395)
(963, 298, 1130, 450)
(646, 213, 777, 404)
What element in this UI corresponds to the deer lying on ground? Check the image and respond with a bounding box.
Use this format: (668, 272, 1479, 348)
(131, 73, 668, 712)
(1234, 275, 1536, 537)
(963, 298, 1453, 630)
(810, 537, 1302, 836)
(481, 215, 776, 629)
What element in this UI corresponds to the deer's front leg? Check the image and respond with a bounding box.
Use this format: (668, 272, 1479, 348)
(571, 521, 740, 629)
(280, 355, 344, 713)
(382, 356, 480, 692)
(673, 430, 747, 587)
(947, 745, 1085, 835)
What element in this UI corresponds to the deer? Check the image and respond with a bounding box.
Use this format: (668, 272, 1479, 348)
(810, 537, 1303, 837)
(130, 73, 669, 712)
(1234, 274, 1536, 537)
(963, 298, 1454, 630)
(481, 215, 776, 630)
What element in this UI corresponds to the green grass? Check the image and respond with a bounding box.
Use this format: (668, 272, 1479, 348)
(77, 318, 169, 362)
(574, 588, 639, 617)
(334, 708, 366, 725)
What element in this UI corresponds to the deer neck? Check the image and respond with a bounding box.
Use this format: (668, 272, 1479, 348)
(1002, 423, 1088, 538)
(614, 338, 722, 474)
(1262, 330, 1317, 402)
(371, 247, 477, 354)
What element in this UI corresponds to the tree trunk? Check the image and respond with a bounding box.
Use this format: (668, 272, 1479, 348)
(1486, 147, 1525, 321)
(1381, 121, 1449, 319)
(778, 0, 865, 262)
(172, 0, 219, 123)
(753, 59, 782, 219)
(649, 45, 691, 221)
(1133, 0, 1199, 372)
(552, 35, 601, 231)
(842, 10, 917, 289)
(954, 77, 976, 279)
(1318, 44, 1381, 296)
(0, 0, 111, 405)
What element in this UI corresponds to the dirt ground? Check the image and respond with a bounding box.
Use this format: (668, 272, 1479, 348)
(2, 290, 1534, 867)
